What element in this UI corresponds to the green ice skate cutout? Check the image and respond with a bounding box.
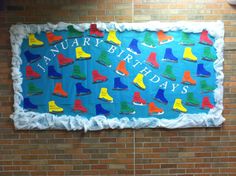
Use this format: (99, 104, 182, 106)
(202, 47, 217, 61)
(120, 101, 135, 115)
(71, 65, 86, 80)
(67, 25, 83, 38)
(179, 32, 195, 46)
(141, 32, 156, 48)
(186, 92, 200, 106)
(28, 82, 43, 96)
(162, 65, 176, 81)
(200, 80, 215, 93)
(96, 50, 112, 67)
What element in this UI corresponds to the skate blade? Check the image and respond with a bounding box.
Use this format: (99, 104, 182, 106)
(68, 36, 83, 39)
(181, 81, 196, 85)
(133, 102, 146, 106)
(73, 109, 87, 113)
(141, 42, 156, 48)
(149, 111, 164, 115)
(179, 42, 195, 46)
(161, 74, 176, 81)
(24, 107, 38, 111)
(126, 47, 140, 55)
(199, 41, 213, 46)
(120, 111, 136, 115)
(196, 74, 210, 78)
(162, 58, 178, 63)
(98, 98, 113, 103)
(53, 93, 68, 98)
(29, 57, 42, 64)
(49, 40, 63, 45)
(201, 90, 214, 94)
(200, 106, 213, 110)
(26, 76, 41, 80)
(96, 60, 112, 67)
(112, 88, 127, 91)
(29, 44, 44, 48)
(28, 92, 43, 96)
(48, 76, 62, 79)
(76, 57, 91, 61)
(59, 61, 74, 67)
(154, 98, 168, 105)
(159, 38, 174, 45)
(115, 70, 125, 76)
(71, 76, 86, 80)
(93, 80, 107, 84)
(133, 82, 146, 90)
(106, 40, 121, 46)
(186, 102, 199, 106)
(202, 57, 216, 62)
(146, 61, 159, 69)
(183, 58, 197, 62)
(77, 92, 91, 96)
(49, 110, 63, 114)
(89, 34, 104, 38)
(172, 108, 186, 113)
(200, 106, 214, 109)
(68, 34, 83, 38)
(50, 111, 63, 114)
(96, 112, 110, 116)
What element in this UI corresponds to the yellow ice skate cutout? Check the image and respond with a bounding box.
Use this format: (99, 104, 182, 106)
(28, 33, 44, 47)
(183, 47, 197, 62)
(98, 88, 113, 103)
(75, 47, 91, 60)
(48, 100, 63, 113)
(106, 30, 121, 46)
(133, 73, 146, 90)
(173, 98, 187, 113)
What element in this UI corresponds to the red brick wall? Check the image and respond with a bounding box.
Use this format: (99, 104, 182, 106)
(0, 0, 236, 175)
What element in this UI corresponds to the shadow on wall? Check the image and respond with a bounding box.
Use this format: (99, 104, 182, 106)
(227, 0, 236, 5)
(0, 0, 5, 11)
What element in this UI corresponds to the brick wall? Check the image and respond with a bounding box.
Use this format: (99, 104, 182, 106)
(0, 0, 236, 175)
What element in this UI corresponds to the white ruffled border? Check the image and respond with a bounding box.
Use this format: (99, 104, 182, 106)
(10, 21, 225, 132)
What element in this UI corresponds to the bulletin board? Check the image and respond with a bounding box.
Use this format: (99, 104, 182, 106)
(10, 21, 225, 131)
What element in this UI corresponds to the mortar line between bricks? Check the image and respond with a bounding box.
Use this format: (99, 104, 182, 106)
(132, 1, 135, 172)
(133, 129, 136, 176)
(132, 0, 134, 23)
(224, 49, 236, 51)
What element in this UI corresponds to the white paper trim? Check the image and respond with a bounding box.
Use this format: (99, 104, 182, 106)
(10, 21, 225, 132)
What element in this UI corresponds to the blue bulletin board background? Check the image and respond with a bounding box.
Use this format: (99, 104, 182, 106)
(20, 30, 216, 119)
(10, 21, 225, 131)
